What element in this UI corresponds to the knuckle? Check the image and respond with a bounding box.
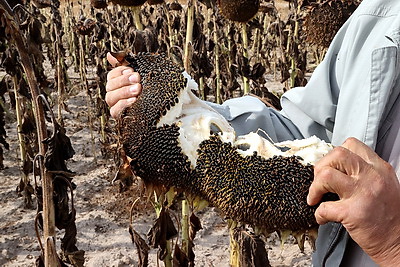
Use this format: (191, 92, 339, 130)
(134, 72, 141, 82)
(105, 93, 111, 105)
(315, 205, 327, 225)
(314, 165, 332, 179)
(381, 160, 394, 174)
(110, 106, 118, 119)
(344, 137, 358, 145)
(106, 69, 115, 81)
(123, 86, 132, 98)
(333, 146, 349, 158)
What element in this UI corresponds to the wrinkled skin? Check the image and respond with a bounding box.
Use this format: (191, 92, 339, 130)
(308, 137, 400, 266)
(106, 53, 400, 265)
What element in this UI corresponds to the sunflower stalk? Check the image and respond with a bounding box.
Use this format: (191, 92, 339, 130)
(253, 27, 260, 62)
(66, 0, 79, 72)
(229, 220, 240, 267)
(241, 22, 250, 95)
(98, 50, 107, 143)
(181, 0, 195, 257)
(106, 9, 117, 51)
(78, 35, 97, 163)
(198, 6, 211, 101)
(131, 5, 143, 31)
(55, 28, 64, 126)
(199, 76, 205, 100)
(163, 2, 175, 49)
(213, 17, 221, 104)
(96, 35, 110, 145)
(262, 13, 277, 80)
(12, 75, 32, 208)
(289, 3, 301, 88)
(183, 0, 194, 72)
(227, 23, 232, 68)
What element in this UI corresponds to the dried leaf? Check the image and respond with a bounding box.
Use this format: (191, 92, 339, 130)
(233, 228, 271, 267)
(147, 208, 178, 260)
(173, 244, 189, 267)
(129, 225, 149, 267)
(62, 250, 85, 267)
(189, 213, 202, 240)
(112, 151, 134, 192)
(169, 1, 182, 11)
(91, 0, 108, 9)
(249, 63, 266, 81)
(43, 121, 75, 173)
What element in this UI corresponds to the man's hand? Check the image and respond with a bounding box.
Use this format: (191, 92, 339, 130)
(307, 137, 400, 266)
(105, 52, 142, 118)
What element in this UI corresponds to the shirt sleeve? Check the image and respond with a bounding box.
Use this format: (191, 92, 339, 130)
(206, 95, 304, 142)
(204, 20, 347, 144)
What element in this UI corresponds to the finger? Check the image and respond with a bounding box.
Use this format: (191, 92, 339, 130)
(341, 137, 380, 166)
(107, 52, 128, 67)
(315, 145, 369, 178)
(106, 71, 140, 93)
(110, 98, 136, 119)
(105, 83, 141, 107)
(314, 200, 347, 225)
(307, 166, 354, 205)
(107, 52, 129, 68)
(106, 66, 136, 82)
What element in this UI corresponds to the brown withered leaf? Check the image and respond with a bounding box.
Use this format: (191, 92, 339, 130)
(237, 55, 251, 78)
(2, 49, 20, 76)
(110, 51, 129, 66)
(112, 150, 134, 192)
(62, 249, 85, 267)
(43, 121, 75, 173)
(75, 18, 97, 36)
(197, 0, 215, 9)
(0, 77, 9, 165)
(169, 1, 182, 11)
(189, 213, 202, 240)
(147, 208, 178, 261)
(233, 228, 270, 267)
(129, 27, 158, 54)
(91, 0, 108, 9)
(249, 63, 266, 81)
(147, 0, 164, 5)
(129, 225, 149, 267)
(32, 0, 52, 9)
(21, 109, 36, 135)
(110, 0, 146, 6)
(0, 147, 3, 170)
(173, 244, 189, 267)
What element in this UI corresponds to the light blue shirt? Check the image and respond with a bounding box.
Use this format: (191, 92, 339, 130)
(209, 0, 400, 265)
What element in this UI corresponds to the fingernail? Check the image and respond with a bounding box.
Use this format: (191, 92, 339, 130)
(129, 85, 138, 94)
(127, 97, 136, 103)
(128, 73, 139, 83)
(122, 69, 133, 75)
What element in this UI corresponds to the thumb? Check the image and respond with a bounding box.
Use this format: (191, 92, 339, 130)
(107, 52, 121, 67)
(315, 200, 346, 225)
